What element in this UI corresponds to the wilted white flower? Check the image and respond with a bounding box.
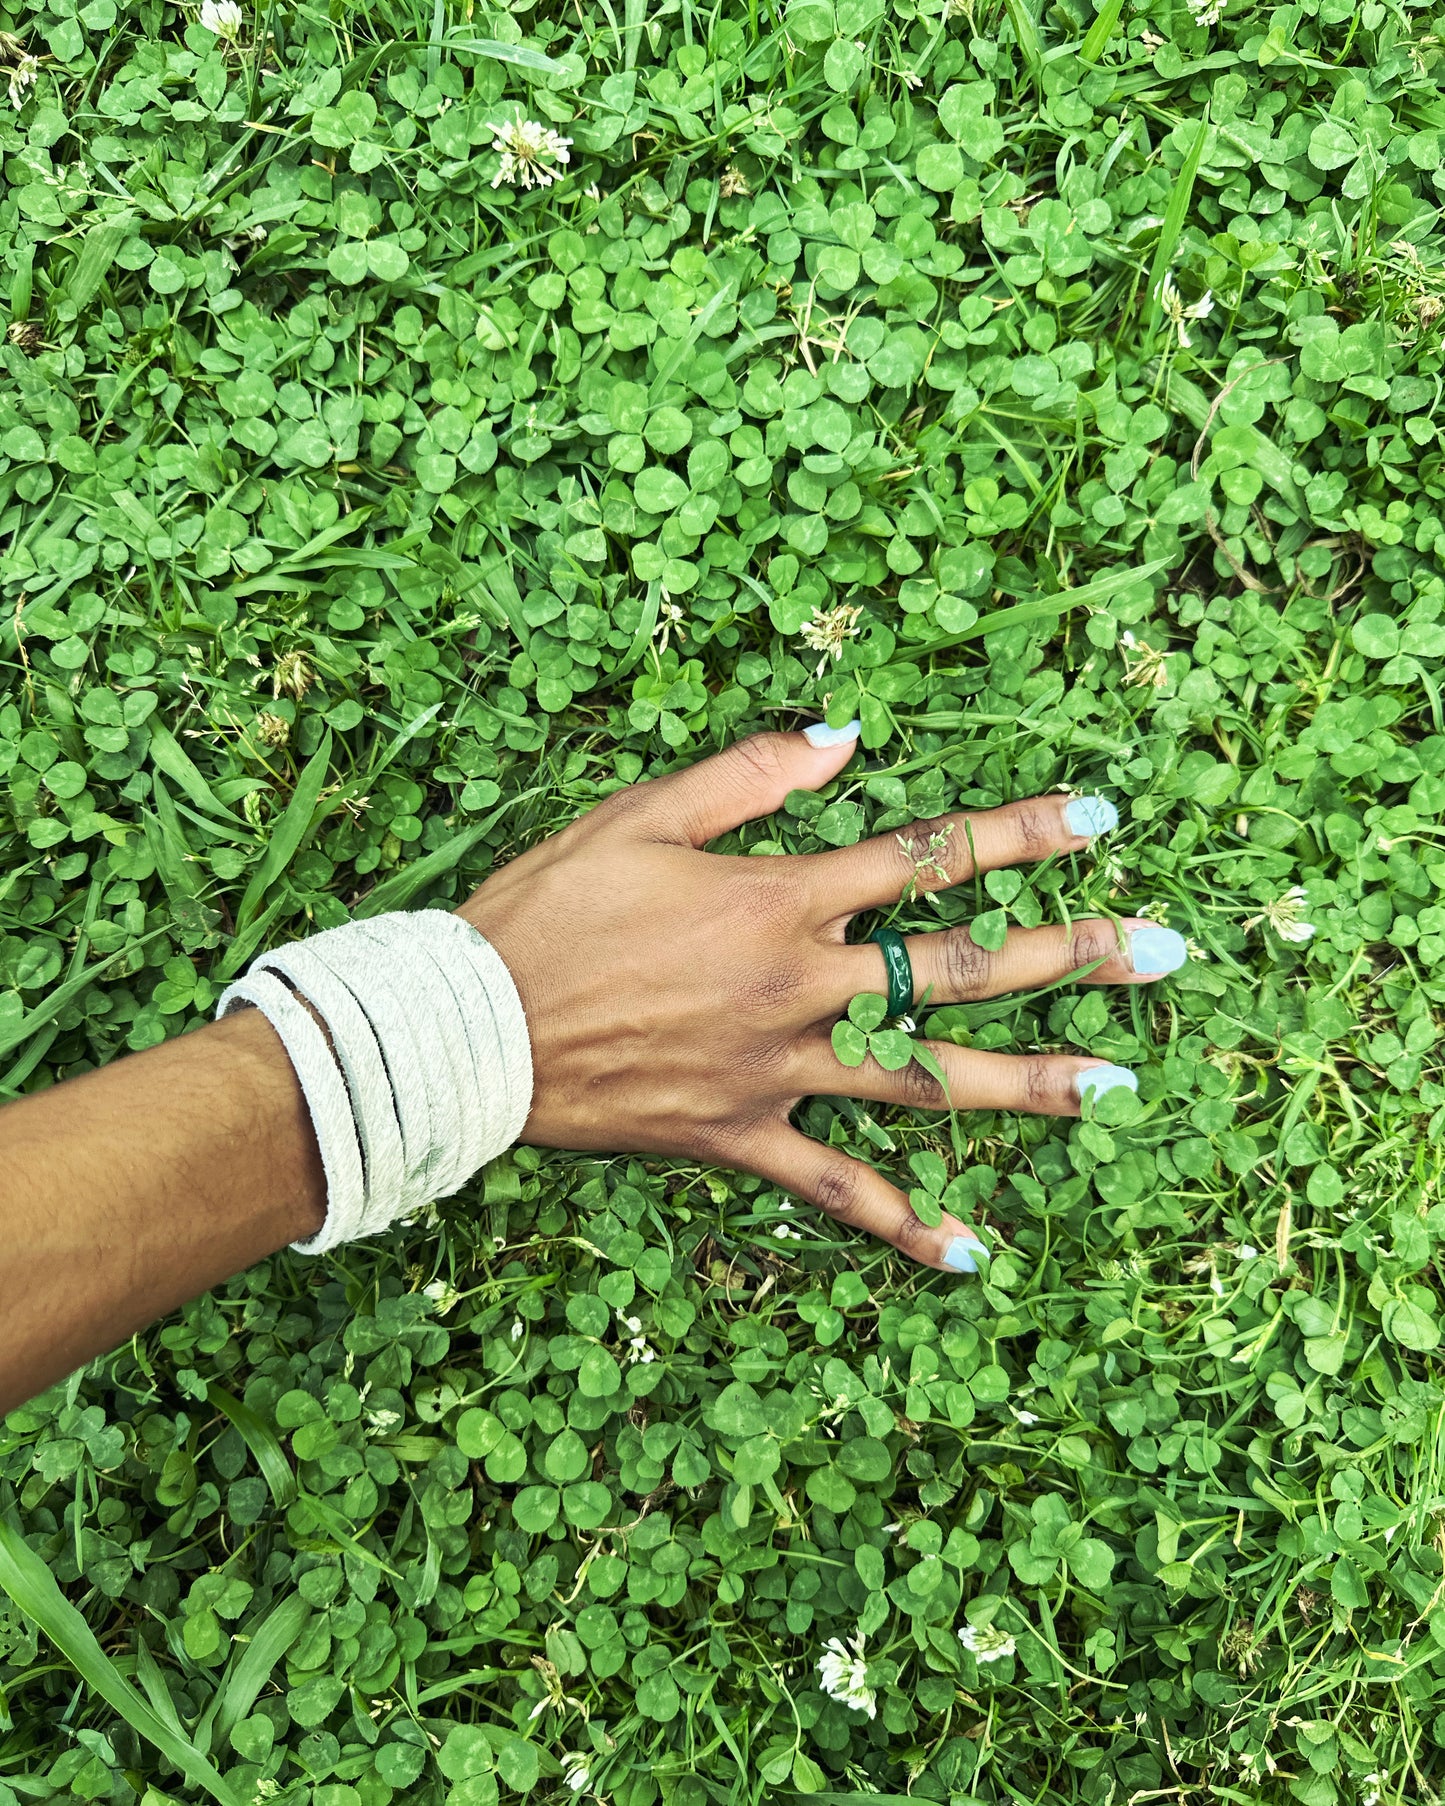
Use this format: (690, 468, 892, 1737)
(959, 1622, 1017, 1664)
(561, 1752, 591, 1792)
(1119, 628, 1170, 689)
(1244, 886, 1316, 944)
(798, 601, 863, 677)
(618, 1312, 657, 1364)
(1159, 271, 1215, 348)
(653, 598, 686, 657)
(487, 116, 572, 190)
(6, 53, 38, 109)
(422, 1279, 460, 1314)
(817, 1634, 877, 1716)
(199, 0, 243, 37)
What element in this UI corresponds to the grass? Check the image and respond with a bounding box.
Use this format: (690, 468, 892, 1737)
(3, 0, 1445, 1799)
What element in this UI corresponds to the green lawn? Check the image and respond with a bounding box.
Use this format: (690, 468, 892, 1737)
(3, 0, 1445, 1798)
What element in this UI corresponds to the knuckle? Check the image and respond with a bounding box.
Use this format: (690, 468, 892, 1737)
(731, 958, 806, 1018)
(1070, 917, 1122, 970)
(812, 1158, 865, 1226)
(595, 780, 652, 830)
(1011, 799, 1058, 861)
(894, 815, 956, 882)
(896, 1055, 946, 1109)
(725, 733, 792, 789)
(1021, 1053, 1061, 1112)
(692, 1118, 746, 1165)
(895, 1209, 933, 1260)
(742, 866, 799, 936)
(942, 926, 995, 999)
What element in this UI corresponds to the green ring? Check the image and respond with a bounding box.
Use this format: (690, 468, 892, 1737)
(870, 927, 914, 1019)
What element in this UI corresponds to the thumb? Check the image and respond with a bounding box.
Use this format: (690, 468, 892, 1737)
(627, 722, 861, 847)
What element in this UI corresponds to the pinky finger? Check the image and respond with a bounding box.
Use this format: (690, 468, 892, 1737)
(747, 1124, 990, 1275)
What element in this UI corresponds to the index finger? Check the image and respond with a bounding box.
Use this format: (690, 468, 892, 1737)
(801, 793, 1118, 918)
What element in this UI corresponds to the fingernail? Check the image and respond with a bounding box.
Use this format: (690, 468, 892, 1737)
(943, 1235, 988, 1273)
(1129, 924, 1187, 975)
(1076, 1063, 1138, 1100)
(803, 718, 862, 748)
(1064, 795, 1118, 837)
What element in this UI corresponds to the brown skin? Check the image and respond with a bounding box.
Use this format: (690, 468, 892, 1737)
(0, 729, 1165, 1413)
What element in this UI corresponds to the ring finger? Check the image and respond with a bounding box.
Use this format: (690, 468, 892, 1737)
(796, 1034, 1136, 1117)
(842, 914, 1188, 1011)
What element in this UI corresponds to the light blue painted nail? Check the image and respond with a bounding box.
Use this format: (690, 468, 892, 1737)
(943, 1235, 987, 1273)
(803, 718, 862, 748)
(1129, 925, 1187, 975)
(1076, 1064, 1138, 1100)
(1065, 795, 1118, 837)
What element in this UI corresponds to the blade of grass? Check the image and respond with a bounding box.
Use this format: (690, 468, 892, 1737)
(1145, 110, 1211, 337)
(882, 556, 1172, 666)
(1079, 0, 1123, 63)
(232, 730, 334, 936)
(0, 926, 171, 1069)
(196, 1592, 312, 1755)
(353, 788, 544, 918)
(205, 1384, 297, 1510)
(612, 581, 662, 681)
(147, 721, 249, 828)
(443, 34, 567, 73)
(648, 278, 738, 401)
(0, 1511, 243, 1806)
(1000, 0, 1043, 76)
(61, 212, 133, 312)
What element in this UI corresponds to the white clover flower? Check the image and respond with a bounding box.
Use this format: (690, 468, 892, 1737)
(510, 1318, 525, 1342)
(798, 601, 863, 677)
(773, 1223, 803, 1241)
(199, 0, 243, 37)
(487, 116, 572, 190)
(817, 1634, 877, 1717)
(1245, 886, 1316, 944)
(6, 53, 38, 110)
(1015, 1409, 1040, 1426)
(1159, 271, 1215, 348)
(422, 1279, 460, 1314)
(959, 1622, 1017, 1664)
(1188, 0, 1224, 23)
(1236, 1244, 1258, 1262)
(562, 1752, 591, 1793)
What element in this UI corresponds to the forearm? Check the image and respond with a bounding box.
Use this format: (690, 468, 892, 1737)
(0, 1008, 325, 1413)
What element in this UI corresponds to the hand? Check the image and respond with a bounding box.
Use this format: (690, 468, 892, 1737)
(456, 724, 1184, 1274)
